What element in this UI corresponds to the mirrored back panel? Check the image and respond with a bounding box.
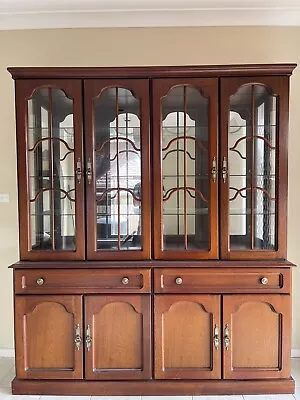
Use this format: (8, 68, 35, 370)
(28, 87, 76, 251)
(228, 84, 277, 252)
(93, 87, 142, 251)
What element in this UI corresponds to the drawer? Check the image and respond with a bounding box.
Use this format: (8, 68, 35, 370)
(14, 269, 151, 294)
(154, 268, 291, 293)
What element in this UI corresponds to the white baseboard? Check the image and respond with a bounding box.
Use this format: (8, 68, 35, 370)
(292, 349, 300, 358)
(0, 349, 14, 358)
(0, 348, 299, 359)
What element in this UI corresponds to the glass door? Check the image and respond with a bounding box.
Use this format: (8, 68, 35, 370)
(84, 80, 151, 260)
(220, 76, 289, 259)
(153, 78, 218, 260)
(16, 80, 85, 260)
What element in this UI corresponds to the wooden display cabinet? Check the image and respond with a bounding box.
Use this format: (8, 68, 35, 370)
(8, 64, 296, 396)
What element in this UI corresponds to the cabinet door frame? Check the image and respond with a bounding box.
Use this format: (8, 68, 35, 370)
(84, 79, 151, 260)
(84, 294, 151, 380)
(223, 294, 291, 379)
(155, 294, 221, 379)
(220, 76, 289, 260)
(15, 79, 85, 260)
(152, 78, 219, 260)
(15, 295, 83, 379)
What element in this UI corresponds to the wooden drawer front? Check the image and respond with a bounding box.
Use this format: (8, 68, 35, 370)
(15, 269, 151, 294)
(154, 268, 291, 294)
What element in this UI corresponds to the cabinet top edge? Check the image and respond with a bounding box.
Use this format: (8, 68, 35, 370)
(7, 64, 297, 79)
(9, 260, 296, 269)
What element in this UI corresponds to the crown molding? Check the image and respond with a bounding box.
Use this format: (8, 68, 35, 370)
(7, 64, 297, 80)
(1, 8, 300, 30)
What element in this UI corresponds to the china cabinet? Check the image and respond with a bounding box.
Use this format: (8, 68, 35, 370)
(8, 64, 296, 396)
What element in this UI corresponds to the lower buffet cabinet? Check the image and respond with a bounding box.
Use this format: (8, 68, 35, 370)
(15, 294, 151, 380)
(14, 290, 291, 389)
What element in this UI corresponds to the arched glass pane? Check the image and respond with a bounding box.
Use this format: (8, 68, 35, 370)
(162, 86, 209, 250)
(28, 88, 75, 251)
(94, 87, 142, 251)
(228, 84, 277, 250)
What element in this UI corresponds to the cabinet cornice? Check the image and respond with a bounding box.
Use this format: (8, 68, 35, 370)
(7, 64, 297, 80)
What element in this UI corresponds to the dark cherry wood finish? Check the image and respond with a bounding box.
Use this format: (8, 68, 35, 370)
(8, 64, 297, 79)
(8, 64, 296, 396)
(84, 295, 151, 380)
(154, 268, 291, 293)
(14, 268, 151, 294)
(11, 378, 295, 396)
(84, 79, 151, 260)
(11, 259, 296, 269)
(14, 79, 85, 261)
(15, 295, 83, 379)
(155, 294, 221, 379)
(223, 294, 291, 379)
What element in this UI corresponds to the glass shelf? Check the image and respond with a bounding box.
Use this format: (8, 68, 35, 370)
(163, 208, 209, 215)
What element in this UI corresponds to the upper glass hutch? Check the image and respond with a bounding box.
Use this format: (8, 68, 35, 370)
(11, 67, 293, 261)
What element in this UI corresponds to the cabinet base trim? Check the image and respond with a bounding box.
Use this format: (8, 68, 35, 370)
(12, 377, 295, 396)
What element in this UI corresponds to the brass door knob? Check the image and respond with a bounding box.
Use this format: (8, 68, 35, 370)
(36, 278, 45, 286)
(175, 277, 183, 285)
(121, 277, 129, 285)
(260, 277, 269, 285)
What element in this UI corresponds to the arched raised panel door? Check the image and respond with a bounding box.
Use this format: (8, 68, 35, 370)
(220, 76, 290, 260)
(154, 295, 221, 379)
(15, 79, 85, 260)
(223, 294, 291, 379)
(84, 80, 151, 260)
(152, 78, 219, 260)
(15, 295, 83, 379)
(84, 295, 151, 380)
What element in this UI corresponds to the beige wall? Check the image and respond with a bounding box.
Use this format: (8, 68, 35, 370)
(0, 26, 300, 350)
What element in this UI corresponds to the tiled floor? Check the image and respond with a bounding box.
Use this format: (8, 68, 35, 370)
(0, 358, 299, 399)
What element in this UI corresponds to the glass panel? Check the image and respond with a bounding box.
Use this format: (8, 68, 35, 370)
(162, 86, 209, 251)
(94, 87, 142, 251)
(228, 85, 277, 250)
(28, 88, 76, 251)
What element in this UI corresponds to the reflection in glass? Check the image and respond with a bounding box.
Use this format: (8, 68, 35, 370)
(94, 88, 142, 251)
(162, 86, 209, 250)
(28, 88, 75, 250)
(228, 85, 277, 250)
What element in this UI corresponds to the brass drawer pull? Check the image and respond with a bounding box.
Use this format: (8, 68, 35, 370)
(260, 277, 269, 285)
(74, 324, 81, 351)
(175, 277, 183, 285)
(86, 324, 92, 351)
(213, 324, 219, 350)
(121, 277, 129, 285)
(224, 323, 230, 350)
(36, 278, 44, 286)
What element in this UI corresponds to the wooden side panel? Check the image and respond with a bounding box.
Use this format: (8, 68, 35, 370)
(85, 295, 151, 380)
(15, 295, 83, 379)
(223, 294, 291, 379)
(155, 295, 221, 379)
